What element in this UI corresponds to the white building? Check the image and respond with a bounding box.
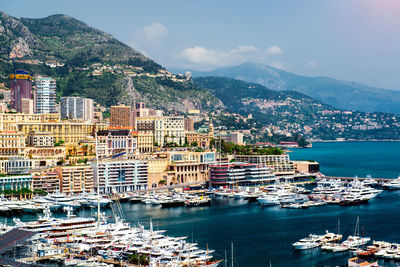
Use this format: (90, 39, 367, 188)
(35, 77, 56, 114)
(60, 97, 94, 121)
(154, 116, 185, 146)
(92, 159, 148, 194)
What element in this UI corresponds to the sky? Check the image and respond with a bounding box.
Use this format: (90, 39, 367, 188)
(2, 0, 400, 90)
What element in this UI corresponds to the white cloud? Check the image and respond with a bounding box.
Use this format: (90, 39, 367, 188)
(266, 45, 283, 55)
(308, 60, 318, 68)
(180, 44, 283, 68)
(130, 22, 168, 48)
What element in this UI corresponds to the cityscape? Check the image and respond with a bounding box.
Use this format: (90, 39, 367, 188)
(0, 1, 400, 266)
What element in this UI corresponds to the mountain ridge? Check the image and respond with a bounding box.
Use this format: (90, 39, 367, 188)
(0, 11, 221, 112)
(179, 62, 400, 114)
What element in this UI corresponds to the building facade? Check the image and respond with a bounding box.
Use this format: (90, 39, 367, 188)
(166, 150, 215, 184)
(21, 98, 34, 114)
(93, 159, 148, 194)
(10, 70, 33, 112)
(210, 163, 274, 187)
(55, 165, 94, 194)
(60, 97, 94, 121)
(17, 121, 105, 144)
(27, 131, 54, 147)
(0, 157, 32, 175)
(234, 154, 295, 175)
(0, 174, 32, 191)
(110, 105, 133, 128)
(96, 129, 137, 157)
(35, 76, 56, 114)
(155, 116, 185, 146)
(0, 131, 26, 158)
(0, 113, 60, 132)
(32, 170, 60, 193)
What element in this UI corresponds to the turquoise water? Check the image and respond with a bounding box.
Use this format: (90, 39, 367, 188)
(289, 141, 400, 179)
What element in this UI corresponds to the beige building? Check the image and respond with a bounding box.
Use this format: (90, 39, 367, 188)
(135, 116, 185, 147)
(293, 161, 320, 174)
(185, 132, 213, 148)
(21, 98, 34, 114)
(0, 113, 60, 132)
(135, 132, 154, 153)
(27, 131, 54, 147)
(146, 156, 169, 187)
(17, 121, 106, 144)
(55, 165, 94, 194)
(0, 131, 26, 158)
(32, 169, 60, 193)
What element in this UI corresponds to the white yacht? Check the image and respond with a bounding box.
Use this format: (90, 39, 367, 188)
(382, 176, 400, 190)
(257, 194, 281, 206)
(292, 234, 324, 250)
(341, 235, 371, 248)
(362, 175, 378, 187)
(45, 193, 82, 208)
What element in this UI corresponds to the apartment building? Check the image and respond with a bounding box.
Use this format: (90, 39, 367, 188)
(17, 121, 105, 144)
(35, 76, 57, 114)
(234, 154, 295, 175)
(110, 105, 133, 128)
(10, 70, 33, 112)
(210, 162, 275, 187)
(92, 159, 148, 194)
(55, 165, 94, 194)
(60, 96, 94, 121)
(32, 170, 60, 193)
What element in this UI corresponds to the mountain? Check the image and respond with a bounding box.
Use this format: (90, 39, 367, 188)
(0, 12, 221, 112)
(194, 76, 400, 140)
(186, 62, 400, 114)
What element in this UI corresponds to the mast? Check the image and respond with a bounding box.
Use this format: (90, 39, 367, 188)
(224, 249, 227, 267)
(95, 132, 101, 227)
(231, 242, 234, 267)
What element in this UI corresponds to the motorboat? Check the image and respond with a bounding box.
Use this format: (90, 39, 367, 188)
(382, 176, 400, 190)
(292, 234, 324, 250)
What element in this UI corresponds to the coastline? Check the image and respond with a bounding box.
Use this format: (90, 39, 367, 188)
(310, 139, 400, 142)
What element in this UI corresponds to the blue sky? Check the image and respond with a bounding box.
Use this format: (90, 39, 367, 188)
(2, 0, 400, 90)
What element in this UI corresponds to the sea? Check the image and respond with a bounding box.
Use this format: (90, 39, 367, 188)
(10, 142, 400, 266)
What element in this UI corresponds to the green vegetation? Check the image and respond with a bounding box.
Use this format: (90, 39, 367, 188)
(54, 140, 65, 146)
(211, 138, 283, 155)
(33, 189, 48, 196)
(258, 133, 309, 148)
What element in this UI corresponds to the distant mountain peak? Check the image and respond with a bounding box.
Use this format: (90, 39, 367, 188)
(188, 62, 400, 114)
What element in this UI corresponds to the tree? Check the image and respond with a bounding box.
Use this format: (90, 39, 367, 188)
(190, 141, 198, 147)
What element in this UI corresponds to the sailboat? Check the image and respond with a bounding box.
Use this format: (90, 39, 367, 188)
(341, 217, 371, 249)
